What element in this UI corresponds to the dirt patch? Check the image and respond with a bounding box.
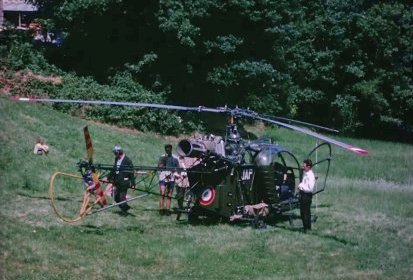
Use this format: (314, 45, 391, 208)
(0, 68, 62, 96)
(26, 71, 62, 85)
(12, 193, 53, 228)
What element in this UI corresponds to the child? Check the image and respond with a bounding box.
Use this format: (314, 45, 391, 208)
(34, 138, 49, 155)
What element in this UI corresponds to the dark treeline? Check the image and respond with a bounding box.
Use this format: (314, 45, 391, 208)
(25, 0, 413, 140)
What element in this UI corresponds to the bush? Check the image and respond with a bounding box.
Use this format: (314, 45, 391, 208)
(27, 72, 198, 135)
(0, 29, 59, 75)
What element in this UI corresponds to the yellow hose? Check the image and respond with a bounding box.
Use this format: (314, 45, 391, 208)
(49, 171, 95, 223)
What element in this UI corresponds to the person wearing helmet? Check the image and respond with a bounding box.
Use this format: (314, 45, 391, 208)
(107, 144, 135, 215)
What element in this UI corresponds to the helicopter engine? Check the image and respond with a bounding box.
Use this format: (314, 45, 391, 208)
(177, 134, 225, 158)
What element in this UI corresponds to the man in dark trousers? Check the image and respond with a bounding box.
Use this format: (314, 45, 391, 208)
(298, 159, 316, 233)
(107, 144, 135, 214)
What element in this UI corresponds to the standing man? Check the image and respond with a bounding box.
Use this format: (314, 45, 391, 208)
(298, 159, 316, 233)
(107, 144, 135, 214)
(158, 144, 179, 215)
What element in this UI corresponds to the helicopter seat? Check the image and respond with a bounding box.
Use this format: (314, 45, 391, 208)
(279, 184, 293, 201)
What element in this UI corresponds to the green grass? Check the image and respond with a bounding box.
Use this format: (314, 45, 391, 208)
(1, 95, 413, 279)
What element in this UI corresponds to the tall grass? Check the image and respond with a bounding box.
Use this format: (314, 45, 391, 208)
(0, 96, 412, 279)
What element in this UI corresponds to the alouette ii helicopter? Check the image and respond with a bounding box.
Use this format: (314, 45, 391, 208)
(15, 97, 368, 227)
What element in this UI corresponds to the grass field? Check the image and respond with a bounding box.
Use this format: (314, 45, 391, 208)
(0, 95, 412, 279)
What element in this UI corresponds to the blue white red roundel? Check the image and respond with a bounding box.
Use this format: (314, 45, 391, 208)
(199, 187, 215, 206)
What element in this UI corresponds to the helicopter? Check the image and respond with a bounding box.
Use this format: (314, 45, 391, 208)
(14, 96, 368, 227)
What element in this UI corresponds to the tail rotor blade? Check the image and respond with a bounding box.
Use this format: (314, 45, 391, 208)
(83, 126, 94, 163)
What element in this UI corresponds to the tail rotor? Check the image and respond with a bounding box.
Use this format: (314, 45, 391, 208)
(84, 126, 94, 164)
(49, 126, 106, 223)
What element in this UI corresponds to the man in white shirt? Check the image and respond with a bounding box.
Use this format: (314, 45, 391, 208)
(298, 159, 316, 233)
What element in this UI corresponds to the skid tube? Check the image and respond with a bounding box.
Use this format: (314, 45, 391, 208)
(88, 193, 150, 215)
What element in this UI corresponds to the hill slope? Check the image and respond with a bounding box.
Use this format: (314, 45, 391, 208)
(0, 96, 412, 279)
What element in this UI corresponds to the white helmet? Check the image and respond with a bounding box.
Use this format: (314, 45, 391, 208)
(113, 144, 123, 154)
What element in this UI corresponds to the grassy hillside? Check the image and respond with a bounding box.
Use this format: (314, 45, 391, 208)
(0, 96, 412, 279)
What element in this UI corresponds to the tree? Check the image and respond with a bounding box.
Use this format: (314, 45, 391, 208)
(25, 0, 413, 140)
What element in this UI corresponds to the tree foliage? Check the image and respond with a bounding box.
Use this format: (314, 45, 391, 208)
(17, 0, 413, 139)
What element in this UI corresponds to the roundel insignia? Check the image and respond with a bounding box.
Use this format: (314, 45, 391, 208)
(199, 187, 215, 206)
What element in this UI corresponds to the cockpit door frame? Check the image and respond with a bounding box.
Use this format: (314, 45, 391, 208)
(305, 142, 332, 195)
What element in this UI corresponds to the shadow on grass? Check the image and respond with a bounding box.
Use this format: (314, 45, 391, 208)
(311, 232, 359, 246)
(136, 208, 161, 213)
(275, 222, 358, 246)
(80, 223, 145, 234)
(313, 203, 333, 208)
(17, 191, 50, 200)
(129, 207, 224, 227)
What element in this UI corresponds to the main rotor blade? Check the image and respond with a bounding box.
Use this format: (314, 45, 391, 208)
(261, 114, 339, 133)
(12, 97, 225, 113)
(243, 112, 368, 155)
(83, 126, 94, 163)
(13, 96, 368, 155)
